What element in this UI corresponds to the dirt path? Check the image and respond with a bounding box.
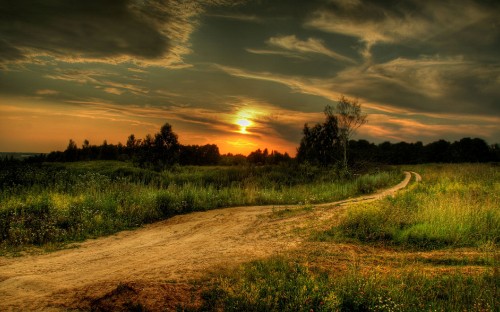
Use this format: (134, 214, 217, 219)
(0, 172, 416, 311)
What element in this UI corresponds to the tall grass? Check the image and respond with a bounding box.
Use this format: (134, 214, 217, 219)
(189, 164, 499, 312)
(0, 161, 402, 249)
(324, 164, 499, 249)
(195, 257, 498, 312)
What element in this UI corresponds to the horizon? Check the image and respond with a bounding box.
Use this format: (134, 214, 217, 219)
(1, 1, 499, 155)
(1, 135, 497, 158)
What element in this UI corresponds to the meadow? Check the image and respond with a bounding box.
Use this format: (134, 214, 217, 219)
(0, 160, 400, 250)
(192, 163, 499, 312)
(1, 161, 498, 311)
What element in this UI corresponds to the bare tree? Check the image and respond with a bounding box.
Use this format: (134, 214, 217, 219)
(335, 95, 367, 172)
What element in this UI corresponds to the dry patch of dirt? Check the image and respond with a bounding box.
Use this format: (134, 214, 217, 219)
(58, 281, 203, 311)
(0, 172, 415, 311)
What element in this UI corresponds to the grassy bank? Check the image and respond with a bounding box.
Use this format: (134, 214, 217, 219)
(0, 161, 401, 250)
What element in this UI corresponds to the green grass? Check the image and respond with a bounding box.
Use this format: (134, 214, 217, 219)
(195, 257, 498, 312)
(318, 164, 499, 249)
(188, 163, 499, 312)
(0, 161, 402, 250)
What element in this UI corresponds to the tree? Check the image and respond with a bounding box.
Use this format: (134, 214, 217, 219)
(81, 139, 91, 160)
(64, 139, 78, 161)
(349, 139, 377, 165)
(335, 95, 367, 172)
(248, 148, 266, 165)
(82, 139, 90, 149)
(297, 106, 341, 166)
(179, 144, 221, 165)
(424, 139, 451, 163)
(492, 143, 500, 162)
(137, 134, 155, 167)
(451, 137, 492, 162)
(126, 134, 138, 153)
(154, 123, 180, 167)
(99, 140, 118, 160)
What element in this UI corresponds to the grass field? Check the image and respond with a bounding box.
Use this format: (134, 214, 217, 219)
(192, 163, 499, 312)
(0, 161, 401, 250)
(321, 163, 499, 249)
(1, 162, 497, 311)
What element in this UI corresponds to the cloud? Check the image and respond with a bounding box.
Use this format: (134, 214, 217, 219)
(305, 0, 496, 59)
(102, 88, 124, 96)
(206, 13, 262, 22)
(214, 64, 341, 102)
(336, 55, 470, 100)
(359, 113, 500, 143)
(0, 1, 163, 63)
(335, 55, 500, 115)
(215, 63, 500, 143)
(245, 48, 308, 60)
(216, 61, 500, 116)
(35, 89, 60, 96)
(0, 0, 238, 68)
(45, 68, 150, 96)
(266, 35, 356, 63)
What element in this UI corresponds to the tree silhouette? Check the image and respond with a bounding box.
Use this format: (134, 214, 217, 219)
(334, 95, 367, 172)
(297, 106, 341, 166)
(424, 139, 450, 163)
(180, 144, 220, 165)
(64, 139, 78, 161)
(153, 123, 180, 167)
(450, 138, 492, 162)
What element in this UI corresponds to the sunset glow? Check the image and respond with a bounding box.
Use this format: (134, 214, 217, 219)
(236, 118, 252, 134)
(0, 1, 499, 155)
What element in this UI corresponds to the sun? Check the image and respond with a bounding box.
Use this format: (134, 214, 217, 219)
(236, 118, 251, 134)
(236, 118, 251, 127)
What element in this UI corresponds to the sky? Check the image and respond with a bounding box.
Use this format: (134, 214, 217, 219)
(1, 0, 499, 155)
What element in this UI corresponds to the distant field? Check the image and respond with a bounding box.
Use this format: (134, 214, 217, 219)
(0, 160, 401, 250)
(0, 152, 42, 160)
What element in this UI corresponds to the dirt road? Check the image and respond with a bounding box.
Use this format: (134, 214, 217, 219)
(0, 171, 415, 311)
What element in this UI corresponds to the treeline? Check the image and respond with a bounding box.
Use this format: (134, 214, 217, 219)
(349, 138, 499, 165)
(295, 101, 499, 167)
(17, 122, 499, 169)
(40, 123, 221, 168)
(32, 123, 291, 169)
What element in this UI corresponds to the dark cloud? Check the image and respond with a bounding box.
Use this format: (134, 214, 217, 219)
(307, 0, 500, 51)
(0, 38, 25, 61)
(205, 0, 324, 20)
(0, 0, 172, 62)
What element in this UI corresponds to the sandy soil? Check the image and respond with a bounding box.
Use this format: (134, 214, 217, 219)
(0, 172, 414, 311)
